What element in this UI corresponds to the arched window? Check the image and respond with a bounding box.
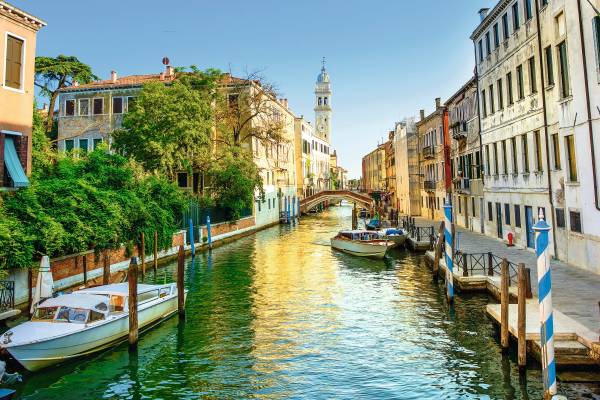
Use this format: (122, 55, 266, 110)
(318, 97, 322, 106)
(324, 97, 328, 105)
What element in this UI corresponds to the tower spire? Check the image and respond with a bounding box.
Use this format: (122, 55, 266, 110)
(322, 56, 326, 71)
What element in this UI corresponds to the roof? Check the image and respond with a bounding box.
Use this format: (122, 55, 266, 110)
(0, 1, 46, 29)
(444, 76, 477, 106)
(39, 293, 108, 311)
(60, 73, 175, 92)
(470, 0, 511, 41)
(77, 283, 166, 296)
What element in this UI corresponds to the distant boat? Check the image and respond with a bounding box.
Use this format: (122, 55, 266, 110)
(330, 230, 395, 258)
(1, 283, 185, 372)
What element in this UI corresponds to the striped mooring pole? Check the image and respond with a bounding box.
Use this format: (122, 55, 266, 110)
(291, 197, 296, 222)
(188, 218, 195, 258)
(206, 215, 212, 249)
(443, 201, 454, 302)
(286, 198, 291, 224)
(534, 209, 557, 398)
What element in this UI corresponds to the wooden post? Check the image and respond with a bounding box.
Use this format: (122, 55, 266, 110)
(103, 252, 110, 285)
(432, 221, 445, 279)
(140, 232, 146, 279)
(153, 230, 158, 275)
(27, 269, 33, 317)
(451, 223, 456, 270)
(128, 256, 139, 350)
(462, 253, 468, 277)
(177, 245, 185, 319)
(487, 252, 494, 276)
(518, 262, 527, 368)
(501, 258, 510, 350)
(524, 267, 532, 299)
(82, 254, 88, 287)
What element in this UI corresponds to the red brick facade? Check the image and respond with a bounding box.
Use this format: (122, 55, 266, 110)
(200, 217, 255, 238)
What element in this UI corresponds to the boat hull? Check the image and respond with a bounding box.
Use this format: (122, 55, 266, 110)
(330, 238, 391, 259)
(5, 294, 180, 372)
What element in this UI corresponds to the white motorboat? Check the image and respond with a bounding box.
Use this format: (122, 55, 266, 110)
(330, 230, 395, 259)
(378, 228, 408, 247)
(1, 283, 185, 372)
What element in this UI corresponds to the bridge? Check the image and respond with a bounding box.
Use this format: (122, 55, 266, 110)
(300, 190, 374, 213)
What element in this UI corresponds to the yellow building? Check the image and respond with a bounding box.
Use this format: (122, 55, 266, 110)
(361, 144, 386, 193)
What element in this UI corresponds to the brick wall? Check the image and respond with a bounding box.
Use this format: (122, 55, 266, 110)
(200, 216, 255, 237)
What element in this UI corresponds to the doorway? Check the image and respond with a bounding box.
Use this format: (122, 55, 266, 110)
(495, 203, 503, 239)
(525, 206, 534, 248)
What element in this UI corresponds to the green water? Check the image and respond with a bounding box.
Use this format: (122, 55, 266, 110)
(12, 206, 599, 399)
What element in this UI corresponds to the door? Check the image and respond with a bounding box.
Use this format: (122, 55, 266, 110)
(464, 196, 469, 229)
(525, 206, 534, 248)
(480, 198, 484, 233)
(496, 203, 503, 239)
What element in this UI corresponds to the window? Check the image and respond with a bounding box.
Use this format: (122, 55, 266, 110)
(566, 135, 578, 181)
(594, 17, 600, 80)
(79, 99, 90, 116)
(65, 139, 74, 151)
(78, 139, 88, 153)
(512, 137, 518, 173)
(113, 97, 123, 114)
(558, 41, 570, 98)
(529, 57, 537, 94)
(488, 202, 493, 221)
(485, 32, 491, 56)
(517, 65, 525, 100)
(93, 138, 103, 150)
(570, 210, 582, 233)
(497, 78, 504, 110)
(489, 84, 495, 114)
(493, 23, 500, 48)
(324, 97, 328, 105)
(482, 89, 487, 118)
(502, 13, 510, 40)
(4, 35, 23, 89)
(318, 97, 322, 106)
(65, 99, 75, 116)
(127, 96, 136, 112)
(534, 131, 543, 172)
(258, 200, 261, 212)
(545, 46, 555, 85)
(93, 98, 104, 115)
(177, 172, 188, 188)
(555, 208, 565, 228)
(493, 142, 499, 175)
(507, 72, 514, 105)
(478, 40, 484, 62)
(522, 134, 530, 173)
(505, 203, 511, 225)
(512, 2, 520, 31)
(475, 151, 481, 178)
(514, 205, 521, 227)
(552, 133, 561, 169)
(524, 0, 532, 21)
(268, 198, 271, 210)
(502, 140, 508, 174)
(485, 144, 491, 175)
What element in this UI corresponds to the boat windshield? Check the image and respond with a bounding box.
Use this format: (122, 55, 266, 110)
(32, 307, 58, 321)
(55, 307, 89, 324)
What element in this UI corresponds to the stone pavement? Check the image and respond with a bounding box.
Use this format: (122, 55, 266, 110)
(410, 216, 600, 335)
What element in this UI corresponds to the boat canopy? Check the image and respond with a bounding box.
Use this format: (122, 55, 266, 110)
(76, 283, 166, 296)
(39, 293, 109, 314)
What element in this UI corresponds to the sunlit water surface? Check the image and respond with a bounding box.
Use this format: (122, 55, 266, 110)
(13, 206, 600, 399)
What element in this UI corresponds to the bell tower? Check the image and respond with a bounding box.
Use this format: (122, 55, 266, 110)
(314, 57, 332, 143)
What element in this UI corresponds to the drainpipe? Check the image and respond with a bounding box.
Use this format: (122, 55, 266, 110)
(577, 0, 600, 211)
(534, 0, 559, 257)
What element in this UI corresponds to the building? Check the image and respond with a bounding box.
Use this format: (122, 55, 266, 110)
(472, 3, 556, 252)
(330, 150, 347, 190)
(417, 98, 448, 220)
(312, 60, 332, 191)
(0, 1, 45, 189)
(361, 144, 386, 193)
(394, 118, 421, 216)
(385, 130, 396, 209)
(447, 77, 484, 233)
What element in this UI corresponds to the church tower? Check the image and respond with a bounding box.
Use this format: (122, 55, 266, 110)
(314, 58, 332, 143)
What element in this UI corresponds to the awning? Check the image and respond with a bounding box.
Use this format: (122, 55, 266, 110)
(3, 137, 29, 188)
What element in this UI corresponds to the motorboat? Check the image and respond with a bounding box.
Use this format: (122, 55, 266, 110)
(330, 230, 395, 259)
(378, 228, 408, 247)
(0, 283, 185, 372)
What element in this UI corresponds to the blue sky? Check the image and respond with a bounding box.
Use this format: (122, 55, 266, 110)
(19, 0, 495, 178)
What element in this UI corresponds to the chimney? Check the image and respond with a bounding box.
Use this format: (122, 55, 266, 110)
(42, 103, 47, 111)
(282, 98, 288, 109)
(159, 72, 165, 81)
(73, 80, 79, 87)
(111, 70, 117, 83)
(478, 8, 490, 22)
(435, 97, 441, 109)
(166, 65, 174, 78)
(420, 109, 425, 121)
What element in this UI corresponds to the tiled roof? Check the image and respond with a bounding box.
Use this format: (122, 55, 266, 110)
(60, 73, 175, 92)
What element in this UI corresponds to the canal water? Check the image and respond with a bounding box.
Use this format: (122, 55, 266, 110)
(13, 206, 599, 399)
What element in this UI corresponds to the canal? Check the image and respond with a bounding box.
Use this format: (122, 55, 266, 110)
(14, 205, 599, 399)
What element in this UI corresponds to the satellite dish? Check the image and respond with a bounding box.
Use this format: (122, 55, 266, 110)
(162, 57, 170, 66)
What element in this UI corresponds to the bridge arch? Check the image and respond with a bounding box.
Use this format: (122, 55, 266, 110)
(300, 190, 374, 213)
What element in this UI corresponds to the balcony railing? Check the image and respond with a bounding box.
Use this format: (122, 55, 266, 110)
(422, 145, 435, 159)
(423, 180, 436, 191)
(451, 122, 468, 140)
(454, 177, 470, 194)
(0, 281, 15, 312)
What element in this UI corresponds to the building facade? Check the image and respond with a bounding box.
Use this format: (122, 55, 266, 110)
(447, 77, 484, 233)
(417, 99, 447, 220)
(361, 144, 386, 193)
(385, 130, 396, 208)
(0, 1, 45, 189)
(394, 118, 421, 216)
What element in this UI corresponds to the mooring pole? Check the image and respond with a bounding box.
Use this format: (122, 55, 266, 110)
(433, 221, 445, 280)
(140, 232, 146, 279)
(206, 215, 212, 249)
(518, 262, 527, 368)
(128, 256, 139, 350)
(443, 201, 454, 303)
(82, 254, 88, 287)
(153, 230, 158, 274)
(533, 210, 556, 398)
(189, 218, 195, 258)
(103, 252, 110, 285)
(500, 258, 510, 350)
(177, 245, 185, 319)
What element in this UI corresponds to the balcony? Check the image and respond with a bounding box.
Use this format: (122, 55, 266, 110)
(423, 180, 436, 191)
(454, 177, 470, 194)
(451, 122, 468, 141)
(422, 145, 435, 159)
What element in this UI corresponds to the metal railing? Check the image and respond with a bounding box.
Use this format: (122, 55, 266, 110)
(423, 180, 436, 191)
(453, 251, 520, 284)
(453, 178, 470, 193)
(422, 145, 435, 158)
(0, 281, 15, 312)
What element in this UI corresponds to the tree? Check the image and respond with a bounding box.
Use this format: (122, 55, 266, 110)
(35, 55, 97, 134)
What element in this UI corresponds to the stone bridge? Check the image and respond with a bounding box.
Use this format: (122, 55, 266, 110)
(300, 190, 374, 213)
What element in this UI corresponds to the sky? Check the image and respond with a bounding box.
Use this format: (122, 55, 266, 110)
(18, 0, 495, 178)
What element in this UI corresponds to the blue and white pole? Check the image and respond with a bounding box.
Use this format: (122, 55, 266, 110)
(189, 218, 195, 258)
(206, 215, 212, 249)
(286, 198, 291, 224)
(534, 209, 557, 397)
(443, 201, 454, 302)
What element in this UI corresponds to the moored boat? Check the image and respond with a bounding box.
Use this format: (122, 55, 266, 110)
(330, 230, 395, 258)
(378, 228, 408, 246)
(1, 283, 185, 372)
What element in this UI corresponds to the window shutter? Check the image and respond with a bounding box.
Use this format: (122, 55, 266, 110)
(5, 35, 23, 89)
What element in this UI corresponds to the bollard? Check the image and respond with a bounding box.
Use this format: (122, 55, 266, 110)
(206, 215, 212, 249)
(177, 245, 185, 319)
(533, 210, 556, 398)
(443, 202, 454, 303)
(103, 252, 110, 285)
(500, 258, 510, 350)
(82, 255, 88, 287)
(128, 256, 139, 350)
(525, 267, 533, 299)
(189, 218, 195, 258)
(433, 222, 445, 280)
(488, 252, 494, 276)
(518, 262, 527, 368)
(140, 232, 146, 279)
(153, 230, 158, 274)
